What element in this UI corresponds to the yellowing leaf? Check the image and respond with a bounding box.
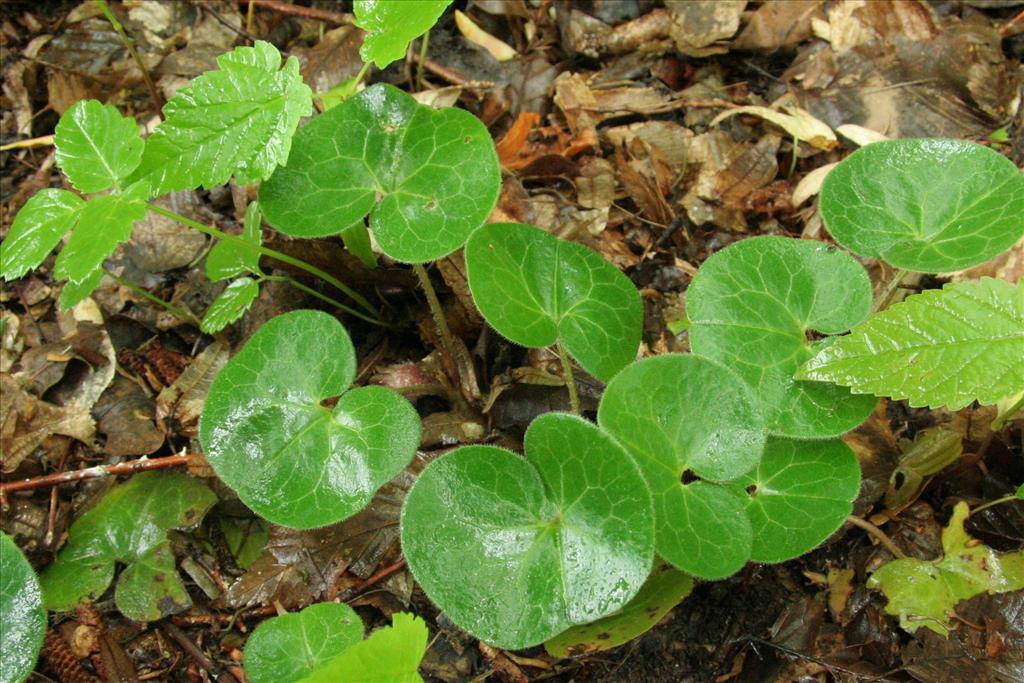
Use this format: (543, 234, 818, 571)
(711, 105, 837, 150)
(454, 10, 516, 61)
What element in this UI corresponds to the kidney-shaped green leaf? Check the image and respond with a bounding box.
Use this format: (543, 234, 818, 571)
(39, 471, 215, 621)
(200, 310, 420, 528)
(260, 83, 500, 263)
(244, 602, 364, 683)
(465, 222, 642, 382)
(297, 612, 427, 683)
(687, 236, 877, 438)
(55, 99, 143, 194)
(1, 533, 46, 683)
(353, 0, 453, 69)
(401, 413, 654, 649)
(821, 139, 1024, 273)
(0, 189, 84, 281)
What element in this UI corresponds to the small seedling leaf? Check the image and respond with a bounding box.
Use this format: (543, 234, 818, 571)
(58, 268, 104, 311)
(353, 0, 453, 69)
(296, 612, 427, 683)
(39, 471, 216, 621)
(401, 413, 654, 649)
(868, 502, 1024, 636)
(199, 310, 420, 528)
(544, 565, 693, 658)
(688, 236, 876, 438)
(132, 41, 312, 195)
(800, 278, 1024, 410)
(1, 533, 46, 683)
(53, 194, 147, 284)
(206, 201, 262, 282)
(820, 138, 1024, 272)
(0, 189, 84, 281)
(465, 223, 642, 381)
(260, 83, 499, 263)
(201, 277, 259, 334)
(54, 99, 143, 193)
(244, 603, 363, 683)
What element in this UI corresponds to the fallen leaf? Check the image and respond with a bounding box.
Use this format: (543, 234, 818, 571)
(455, 10, 517, 61)
(711, 105, 837, 150)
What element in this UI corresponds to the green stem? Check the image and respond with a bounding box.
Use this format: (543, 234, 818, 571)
(102, 268, 197, 323)
(261, 275, 389, 327)
(95, 0, 163, 118)
(557, 341, 581, 416)
(970, 495, 1019, 516)
(413, 263, 460, 378)
(147, 204, 380, 319)
(872, 267, 909, 314)
(416, 32, 430, 90)
(350, 62, 371, 95)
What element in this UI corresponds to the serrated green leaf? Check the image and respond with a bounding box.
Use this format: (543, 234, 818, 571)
(53, 194, 147, 283)
(58, 268, 104, 311)
(800, 278, 1024, 410)
(199, 310, 420, 528)
(297, 612, 427, 683)
(868, 502, 1024, 636)
(0, 189, 84, 281)
(353, 0, 452, 69)
(201, 277, 259, 333)
(464, 223, 642, 381)
(131, 41, 312, 195)
(738, 437, 860, 563)
(244, 603, 363, 683)
(597, 354, 763, 578)
(688, 236, 877, 438)
(40, 471, 216, 621)
(401, 413, 654, 649)
(820, 139, 1024, 273)
(206, 201, 262, 282)
(260, 83, 499, 263)
(544, 565, 693, 658)
(55, 99, 143, 193)
(1, 533, 46, 683)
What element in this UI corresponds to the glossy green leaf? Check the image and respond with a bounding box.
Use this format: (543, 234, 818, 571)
(40, 471, 215, 621)
(53, 194, 147, 284)
(131, 41, 312, 195)
(401, 413, 654, 649)
(297, 612, 427, 683)
(353, 0, 452, 69)
(0, 189, 84, 281)
(201, 277, 259, 334)
(260, 83, 500, 263)
(800, 278, 1024, 410)
(54, 99, 143, 193)
(206, 201, 262, 282)
(465, 223, 642, 381)
(200, 310, 420, 528)
(738, 437, 860, 563)
(1, 533, 46, 683)
(868, 502, 1024, 636)
(688, 235, 877, 438)
(544, 565, 693, 658)
(820, 139, 1024, 273)
(598, 354, 763, 578)
(244, 603, 363, 683)
(58, 268, 104, 311)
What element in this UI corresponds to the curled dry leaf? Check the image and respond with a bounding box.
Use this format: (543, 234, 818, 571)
(710, 105, 837, 150)
(455, 10, 517, 61)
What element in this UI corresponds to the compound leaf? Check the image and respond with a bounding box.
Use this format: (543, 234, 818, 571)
(199, 310, 420, 528)
(132, 41, 312, 195)
(868, 502, 1024, 636)
(687, 235, 877, 438)
(260, 83, 499, 263)
(820, 139, 1024, 273)
(1, 533, 46, 683)
(207, 201, 262, 282)
(39, 471, 215, 621)
(800, 278, 1024, 410)
(55, 99, 143, 193)
(244, 603, 363, 683)
(401, 413, 654, 649)
(297, 612, 427, 683)
(201, 277, 259, 334)
(0, 189, 84, 281)
(465, 222, 642, 381)
(53, 193, 147, 283)
(353, 0, 452, 69)
(58, 268, 104, 312)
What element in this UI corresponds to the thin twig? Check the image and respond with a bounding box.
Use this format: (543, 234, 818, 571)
(94, 0, 164, 118)
(235, 0, 351, 24)
(0, 134, 54, 152)
(161, 622, 240, 683)
(845, 515, 907, 559)
(1, 454, 192, 496)
(352, 559, 407, 594)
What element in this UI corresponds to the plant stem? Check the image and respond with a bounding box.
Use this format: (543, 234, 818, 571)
(0, 453, 192, 496)
(261, 275, 389, 327)
(413, 262, 461, 380)
(147, 203, 381, 319)
(872, 267, 909, 314)
(557, 341, 581, 415)
(970, 495, 1020, 516)
(417, 32, 430, 90)
(845, 515, 906, 559)
(351, 61, 371, 92)
(102, 267, 198, 323)
(95, 0, 164, 118)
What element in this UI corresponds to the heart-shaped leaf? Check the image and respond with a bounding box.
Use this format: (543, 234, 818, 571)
(200, 310, 420, 528)
(353, 0, 453, 69)
(464, 222, 642, 381)
(598, 354, 764, 578)
(244, 603, 363, 683)
(0, 189, 84, 281)
(1, 533, 46, 683)
(201, 277, 259, 334)
(206, 201, 262, 282)
(401, 413, 654, 649)
(800, 278, 1024, 410)
(260, 83, 500, 263)
(687, 236, 877, 438)
(53, 193, 147, 284)
(296, 612, 427, 683)
(820, 138, 1024, 272)
(40, 471, 216, 621)
(55, 99, 143, 193)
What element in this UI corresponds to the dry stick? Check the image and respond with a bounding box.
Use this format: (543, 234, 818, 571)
(0, 453, 192, 496)
(556, 341, 581, 415)
(352, 558, 407, 594)
(162, 622, 241, 683)
(235, 0, 351, 24)
(845, 515, 907, 559)
(0, 134, 54, 152)
(94, 0, 164, 118)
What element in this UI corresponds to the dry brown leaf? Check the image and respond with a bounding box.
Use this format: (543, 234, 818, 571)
(156, 341, 228, 435)
(0, 375, 94, 473)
